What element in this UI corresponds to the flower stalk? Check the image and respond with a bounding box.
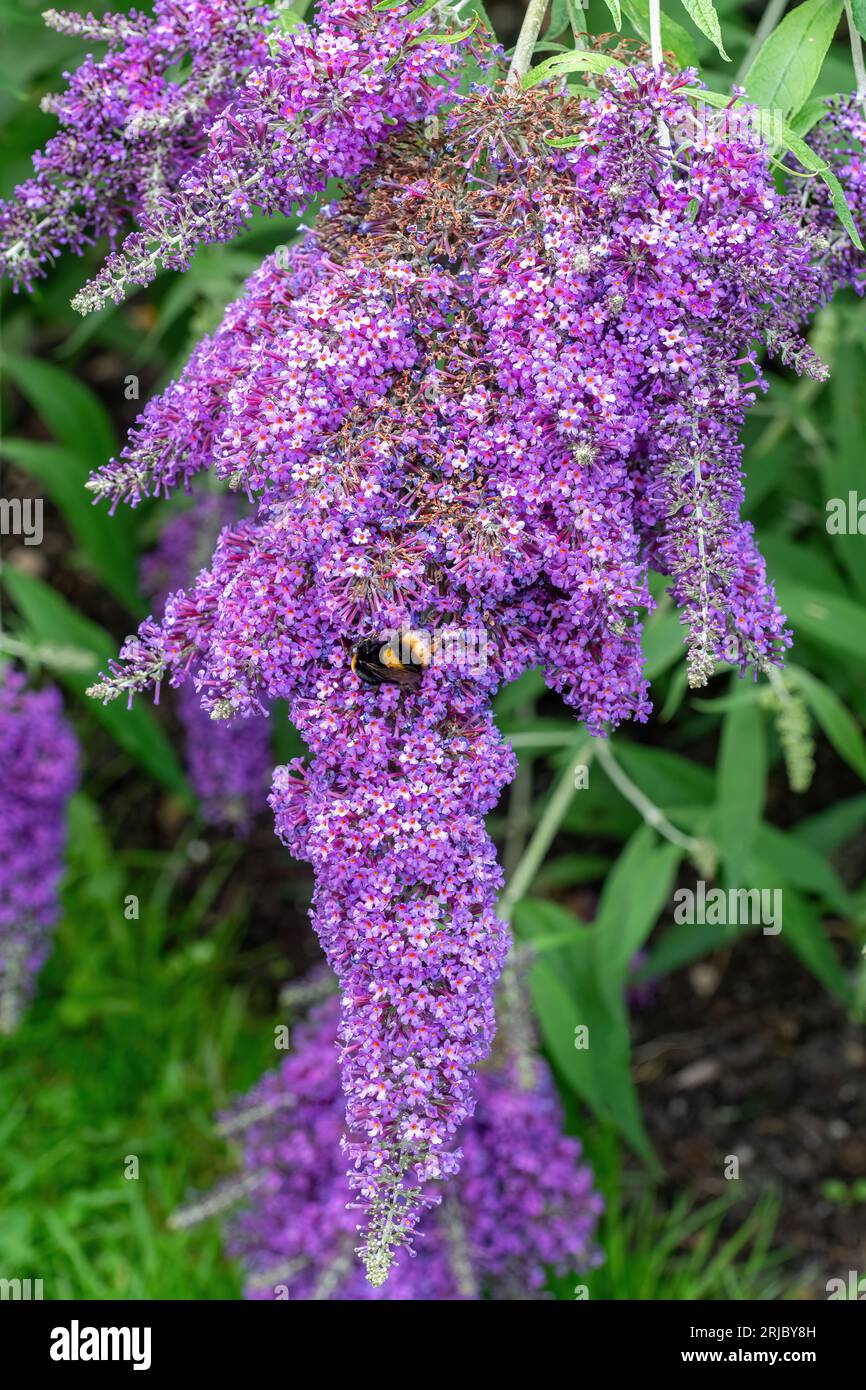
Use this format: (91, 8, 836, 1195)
(845, 2, 866, 106)
(508, 0, 550, 86)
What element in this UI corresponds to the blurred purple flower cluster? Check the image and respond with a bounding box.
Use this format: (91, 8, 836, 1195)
(801, 95, 866, 300)
(221, 993, 602, 1300)
(0, 669, 79, 1033)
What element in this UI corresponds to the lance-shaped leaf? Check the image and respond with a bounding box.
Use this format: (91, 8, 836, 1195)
(680, 0, 729, 62)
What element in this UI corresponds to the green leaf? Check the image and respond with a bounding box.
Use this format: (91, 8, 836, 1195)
(524, 946, 600, 1098)
(715, 696, 766, 886)
(759, 531, 846, 596)
(1, 439, 142, 613)
(614, 741, 715, 807)
(594, 827, 682, 998)
(375, 0, 436, 12)
(745, 0, 845, 120)
(754, 824, 851, 916)
(547, 0, 570, 35)
(548, 0, 595, 36)
(644, 601, 687, 680)
(789, 93, 832, 138)
(789, 664, 866, 784)
(493, 668, 546, 720)
(411, 12, 478, 45)
(796, 794, 866, 855)
(2, 353, 117, 462)
(516, 902, 657, 1166)
(1, 567, 190, 799)
(560, 776, 641, 838)
(0, 355, 143, 607)
(658, 664, 689, 722)
(749, 875, 852, 1002)
(692, 686, 764, 714)
(601, 0, 622, 28)
(271, 700, 306, 765)
(777, 583, 866, 664)
(533, 851, 612, 892)
(679, 0, 729, 62)
(543, 131, 589, 150)
(781, 124, 864, 250)
(822, 341, 866, 597)
(621, 0, 700, 68)
(852, 0, 866, 40)
(523, 49, 622, 90)
(644, 917, 754, 979)
(825, 341, 866, 602)
(273, 8, 307, 34)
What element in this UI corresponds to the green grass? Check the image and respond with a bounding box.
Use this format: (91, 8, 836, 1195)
(581, 1186, 794, 1301)
(552, 1131, 797, 1301)
(0, 793, 275, 1299)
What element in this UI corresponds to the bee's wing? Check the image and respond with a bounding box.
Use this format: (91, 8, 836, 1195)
(388, 664, 423, 687)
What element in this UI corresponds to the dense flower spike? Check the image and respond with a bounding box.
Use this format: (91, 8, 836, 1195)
(0, 669, 79, 1033)
(271, 670, 515, 1281)
(143, 496, 271, 832)
(218, 994, 602, 1300)
(81, 65, 844, 1278)
(69, 0, 486, 313)
(0, 0, 273, 291)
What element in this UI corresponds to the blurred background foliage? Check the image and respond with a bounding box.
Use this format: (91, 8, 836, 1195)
(0, 0, 865, 1299)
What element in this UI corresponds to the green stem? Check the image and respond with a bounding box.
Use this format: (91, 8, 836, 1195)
(734, 0, 788, 86)
(502, 707, 536, 881)
(593, 740, 704, 856)
(648, 0, 671, 151)
(508, 0, 550, 86)
(845, 1, 866, 103)
(497, 730, 592, 1088)
(499, 712, 542, 1087)
(499, 735, 593, 921)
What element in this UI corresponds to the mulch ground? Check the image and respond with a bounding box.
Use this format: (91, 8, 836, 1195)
(632, 934, 866, 1297)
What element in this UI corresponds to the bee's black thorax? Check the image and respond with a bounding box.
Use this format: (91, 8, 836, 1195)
(350, 631, 431, 688)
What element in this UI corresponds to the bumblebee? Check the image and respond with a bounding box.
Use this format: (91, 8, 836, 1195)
(351, 630, 433, 688)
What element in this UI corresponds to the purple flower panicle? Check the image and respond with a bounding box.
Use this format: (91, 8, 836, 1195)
(0, 0, 273, 291)
(69, 0, 486, 313)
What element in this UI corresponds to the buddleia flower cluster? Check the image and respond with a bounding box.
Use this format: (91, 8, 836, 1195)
(0, 669, 79, 1034)
(0, 0, 274, 291)
(87, 62, 834, 1280)
(142, 495, 271, 832)
(6, 1, 851, 1286)
(202, 993, 602, 1300)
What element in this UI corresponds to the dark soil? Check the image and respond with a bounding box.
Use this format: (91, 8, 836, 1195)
(631, 934, 866, 1298)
